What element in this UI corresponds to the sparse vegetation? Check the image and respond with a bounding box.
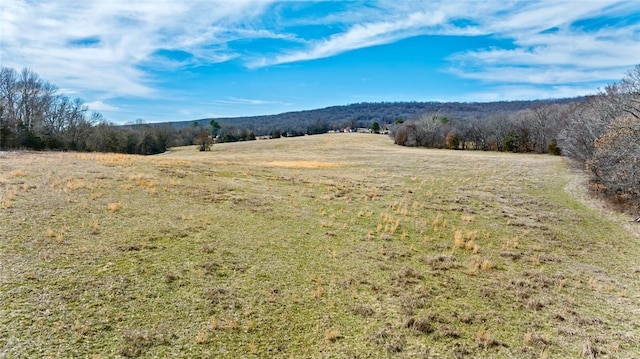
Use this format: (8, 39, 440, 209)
(1, 134, 639, 357)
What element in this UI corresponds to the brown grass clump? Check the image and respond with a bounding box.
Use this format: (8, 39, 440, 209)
(89, 221, 100, 235)
(385, 335, 405, 353)
(390, 219, 400, 234)
(480, 259, 494, 271)
(65, 177, 86, 191)
(312, 285, 324, 299)
(1, 199, 13, 209)
(581, 337, 598, 358)
(432, 214, 447, 228)
(476, 329, 500, 348)
(194, 331, 209, 344)
(351, 304, 375, 317)
(244, 319, 256, 332)
(454, 231, 480, 253)
(465, 230, 476, 241)
(107, 202, 122, 213)
(523, 331, 548, 347)
(465, 239, 480, 253)
(45, 227, 66, 242)
(468, 256, 494, 275)
(461, 214, 475, 223)
(9, 169, 27, 178)
(325, 329, 343, 342)
(209, 316, 219, 330)
(377, 213, 401, 235)
(1, 187, 19, 208)
(423, 254, 458, 271)
(526, 298, 544, 311)
(453, 231, 465, 249)
(121, 183, 134, 191)
(119, 330, 170, 357)
(222, 318, 240, 331)
(404, 317, 434, 334)
(502, 237, 519, 250)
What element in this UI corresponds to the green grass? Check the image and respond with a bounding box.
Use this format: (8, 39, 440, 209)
(1, 134, 639, 358)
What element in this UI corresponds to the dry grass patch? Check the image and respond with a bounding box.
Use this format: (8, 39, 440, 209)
(467, 256, 494, 275)
(461, 214, 475, 223)
(1, 198, 14, 208)
(262, 160, 342, 168)
(325, 329, 343, 342)
(476, 329, 501, 349)
(9, 169, 27, 178)
(107, 202, 122, 212)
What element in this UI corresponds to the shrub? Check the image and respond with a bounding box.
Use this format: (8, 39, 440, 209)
(548, 138, 562, 155)
(587, 115, 640, 204)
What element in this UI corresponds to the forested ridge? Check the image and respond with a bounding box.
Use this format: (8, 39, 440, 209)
(1, 64, 638, 208)
(169, 98, 583, 137)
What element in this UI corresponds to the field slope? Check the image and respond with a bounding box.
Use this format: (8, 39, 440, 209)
(1, 134, 639, 358)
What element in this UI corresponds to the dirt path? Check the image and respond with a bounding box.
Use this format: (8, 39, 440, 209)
(563, 159, 640, 238)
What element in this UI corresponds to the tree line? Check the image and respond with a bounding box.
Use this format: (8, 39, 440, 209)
(0, 67, 174, 154)
(390, 65, 640, 207)
(389, 102, 576, 154)
(1, 67, 96, 151)
(560, 65, 640, 207)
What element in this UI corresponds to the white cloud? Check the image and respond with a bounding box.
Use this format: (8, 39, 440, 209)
(485, 0, 616, 33)
(215, 97, 285, 106)
(448, 65, 629, 85)
(0, 0, 275, 98)
(248, 2, 476, 67)
(245, 0, 640, 92)
(86, 100, 120, 112)
(447, 0, 640, 85)
(463, 84, 601, 103)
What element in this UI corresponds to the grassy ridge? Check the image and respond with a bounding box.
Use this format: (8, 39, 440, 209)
(1, 134, 639, 358)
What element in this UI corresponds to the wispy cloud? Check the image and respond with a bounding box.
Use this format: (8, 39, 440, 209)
(248, 2, 477, 68)
(243, 0, 640, 95)
(1, 0, 275, 98)
(86, 100, 119, 112)
(462, 84, 601, 103)
(447, 1, 640, 86)
(215, 97, 287, 106)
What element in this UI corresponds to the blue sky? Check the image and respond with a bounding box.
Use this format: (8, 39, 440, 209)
(2, 1, 640, 124)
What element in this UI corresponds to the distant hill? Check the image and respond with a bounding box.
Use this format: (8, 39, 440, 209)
(156, 98, 586, 136)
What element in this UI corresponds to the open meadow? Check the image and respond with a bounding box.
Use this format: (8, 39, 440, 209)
(1, 133, 639, 358)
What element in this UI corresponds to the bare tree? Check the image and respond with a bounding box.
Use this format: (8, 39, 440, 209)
(560, 65, 640, 205)
(486, 113, 514, 151)
(0, 67, 20, 148)
(587, 115, 640, 201)
(559, 83, 629, 163)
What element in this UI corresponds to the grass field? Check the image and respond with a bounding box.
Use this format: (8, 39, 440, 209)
(1, 133, 639, 358)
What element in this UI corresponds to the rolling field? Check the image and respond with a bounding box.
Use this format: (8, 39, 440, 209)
(1, 133, 639, 358)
